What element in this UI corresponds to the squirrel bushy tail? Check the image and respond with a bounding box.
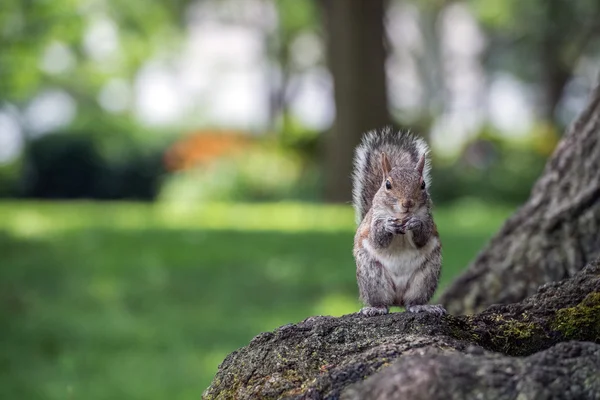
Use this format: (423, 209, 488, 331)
(352, 127, 431, 224)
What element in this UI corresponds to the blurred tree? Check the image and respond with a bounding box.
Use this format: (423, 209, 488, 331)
(320, 0, 390, 202)
(471, 0, 600, 126)
(268, 0, 320, 131)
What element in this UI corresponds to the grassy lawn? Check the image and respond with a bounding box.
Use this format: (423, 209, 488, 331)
(0, 200, 513, 399)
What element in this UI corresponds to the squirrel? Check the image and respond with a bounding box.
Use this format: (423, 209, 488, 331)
(352, 127, 446, 317)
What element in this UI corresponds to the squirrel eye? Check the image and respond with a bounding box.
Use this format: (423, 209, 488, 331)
(421, 181, 426, 190)
(385, 179, 392, 190)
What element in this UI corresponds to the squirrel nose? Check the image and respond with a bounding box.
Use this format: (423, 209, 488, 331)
(401, 199, 414, 209)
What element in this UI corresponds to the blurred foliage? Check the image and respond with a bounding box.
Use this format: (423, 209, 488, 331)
(277, 0, 319, 34)
(267, 0, 323, 138)
(431, 147, 547, 205)
(469, 0, 600, 122)
(22, 132, 104, 198)
(471, 0, 600, 40)
(2, 0, 595, 204)
(0, 200, 513, 398)
(0, 122, 551, 205)
(470, 0, 600, 66)
(157, 123, 552, 205)
(19, 125, 168, 200)
(160, 141, 319, 202)
(431, 127, 555, 205)
(0, 0, 187, 199)
(277, 113, 322, 161)
(163, 131, 252, 172)
(0, 161, 21, 197)
(0, 0, 186, 103)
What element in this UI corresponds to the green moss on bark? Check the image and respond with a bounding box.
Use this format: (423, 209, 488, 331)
(552, 292, 600, 341)
(486, 316, 548, 356)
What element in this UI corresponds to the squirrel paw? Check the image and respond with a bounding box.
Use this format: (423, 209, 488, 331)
(400, 216, 421, 231)
(407, 304, 447, 316)
(359, 306, 389, 317)
(385, 218, 406, 235)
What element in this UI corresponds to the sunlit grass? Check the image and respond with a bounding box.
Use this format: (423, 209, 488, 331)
(0, 200, 514, 399)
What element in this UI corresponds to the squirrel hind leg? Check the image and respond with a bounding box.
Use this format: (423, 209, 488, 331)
(356, 256, 396, 312)
(402, 265, 446, 316)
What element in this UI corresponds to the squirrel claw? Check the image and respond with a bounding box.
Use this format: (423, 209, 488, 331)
(400, 216, 420, 232)
(385, 218, 405, 235)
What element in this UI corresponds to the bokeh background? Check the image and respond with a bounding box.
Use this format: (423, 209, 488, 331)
(1, 0, 599, 398)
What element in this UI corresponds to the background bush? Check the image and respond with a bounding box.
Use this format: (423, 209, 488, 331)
(17, 130, 167, 201)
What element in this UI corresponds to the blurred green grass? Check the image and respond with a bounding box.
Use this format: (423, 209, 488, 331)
(0, 200, 513, 399)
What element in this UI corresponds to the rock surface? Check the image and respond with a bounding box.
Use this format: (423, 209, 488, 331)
(203, 259, 600, 399)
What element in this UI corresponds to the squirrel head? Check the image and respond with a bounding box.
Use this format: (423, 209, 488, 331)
(373, 151, 429, 217)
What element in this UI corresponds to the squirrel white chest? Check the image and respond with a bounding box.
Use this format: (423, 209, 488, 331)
(362, 233, 437, 292)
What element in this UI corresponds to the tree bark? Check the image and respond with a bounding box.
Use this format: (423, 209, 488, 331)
(343, 341, 600, 400)
(440, 78, 600, 315)
(203, 259, 600, 399)
(321, 0, 390, 202)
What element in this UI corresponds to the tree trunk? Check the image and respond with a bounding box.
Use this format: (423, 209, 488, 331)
(440, 77, 600, 315)
(321, 0, 390, 202)
(539, 0, 571, 125)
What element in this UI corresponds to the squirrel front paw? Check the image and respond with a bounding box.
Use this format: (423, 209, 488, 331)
(400, 216, 421, 231)
(385, 217, 406, 235)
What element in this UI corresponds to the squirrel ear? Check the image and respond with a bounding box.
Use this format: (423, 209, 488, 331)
(380, 152, 391, 176)
(416, 154, 426, 176)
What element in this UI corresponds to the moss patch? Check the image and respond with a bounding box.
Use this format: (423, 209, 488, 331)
(486, 317, 547, 356)
(447, 313, 548, 356)
(552, 292, 600, 341)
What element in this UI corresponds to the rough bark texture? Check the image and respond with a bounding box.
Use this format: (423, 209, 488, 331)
(321, 0, 390, 202)
(343, 341, 600, 400)
(440, 80, 600, 315)
(203, 259, 600, 399)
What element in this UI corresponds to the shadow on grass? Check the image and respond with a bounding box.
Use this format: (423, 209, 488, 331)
(0, 226, 492, 400)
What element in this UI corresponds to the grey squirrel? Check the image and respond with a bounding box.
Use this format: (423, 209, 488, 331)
(352, 127, 446, 316)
